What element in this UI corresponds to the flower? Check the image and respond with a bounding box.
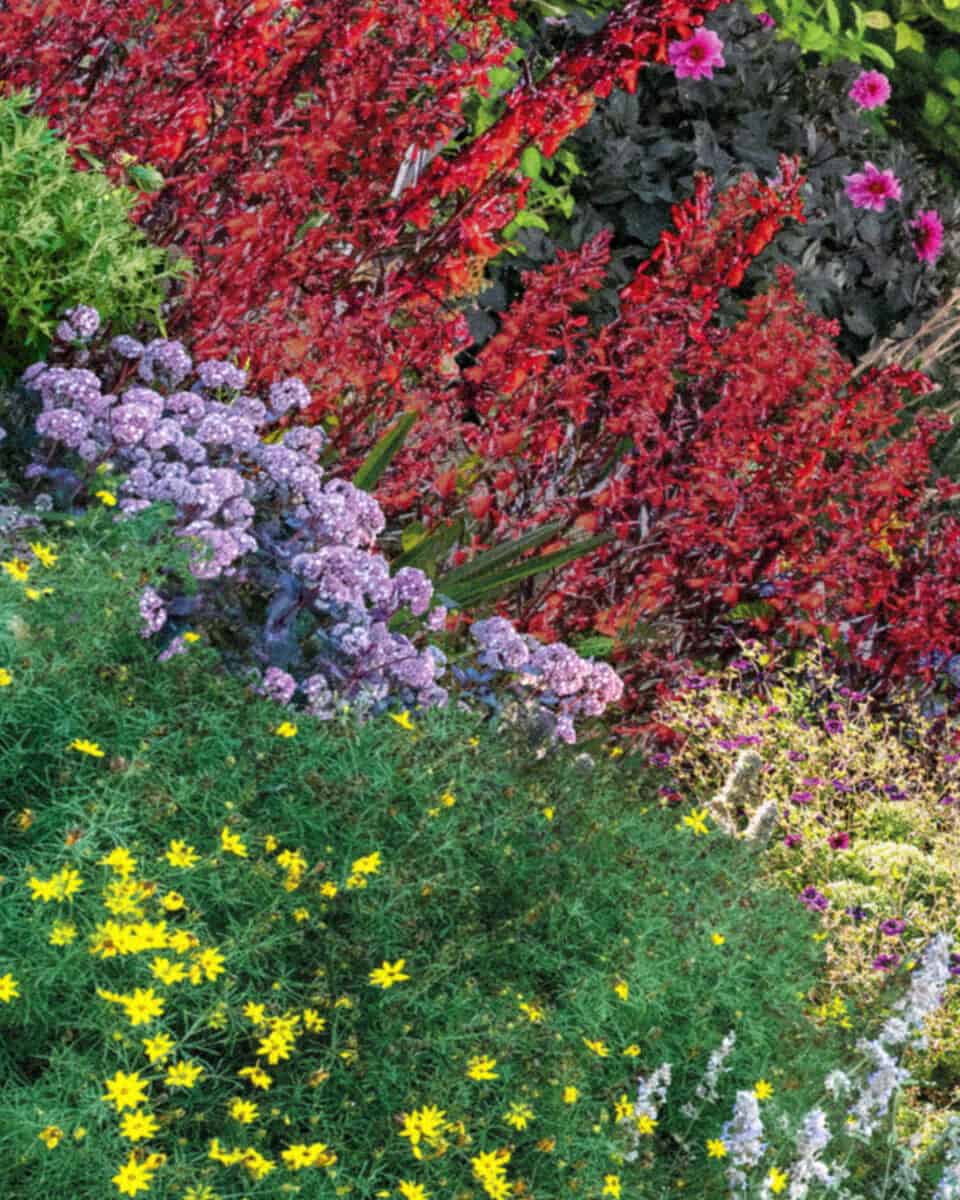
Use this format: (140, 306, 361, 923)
(369, 958, 410, 988)
(828, 831, 850, 850)
(70, 738, 104, 757)
(0, 973, 19, 1003)
(229, 1098, 260, 1124)
(504, 1101, 536, 1130)
(667, 28, 725, 80)
(119, 1109, 160, 1142)
(756, 11, 776, 26)
(102, 1070, 150, 1112)
(682, 807, 710, 836)
(142, 1032, 175, 1063)
(583, 1037, 610, 1057)
(165, 1059, 205, 1088)
(398, 1184, 431, 1200)
(910, 209, 944, 264)
(707, 1138, 728, 1158)
(220, 826, 248, 857)
(799, 886, 829, 912)
(165, 839, 200, 868)
(100, 847, 138, 878)
(767, 1166, 789, 1194)
(280, 1142, 337, 1169)
(563, 1086, 579, 1104)
(1, 558, 30, 582)
(753, 1079, 774, 1101)
(843, 162, 902, 212)
(38, 1125, 64, 1149)
(351, 851, 382, 875)
(160, 891, 185, 912)
(467, 1055, 499, 1080)
(711, 932, 725, 945)
(880, 918, 906, 937)
(848, 69, 891, 109)
(873, 952, 901, 971)
(120, 987, 165, 1026)
(0, 669, 11, 686)
(635, 1114, 658, 1135)
(95, 489, 117, 507)
(602, 1175, 621, 1199)
(275, 721, 298, 737)
(614, 979, 629, 1000)
(390, 710, 417, 731)
(49, 922, 77, 946)
(112, 1151, 160, 1197)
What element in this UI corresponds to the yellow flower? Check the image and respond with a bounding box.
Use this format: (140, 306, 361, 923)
(102, 1070, 149, 1112)
(602, 1175, 621, 1199)
(120, 987, 165, 1026)
(622, 1044, 642, 1057)
(112, 1151, 159, 1197)
(38, 1125, 64, 1149)
(711, 932, 725, 946)
(439, 791, 456, 807)
(182, 631, 200, 643)
(614, 1094, 633, 1122)
(504, 1101, 535, 1130)
(543, 807, 554, 820)
(24, 586, 54, 600)
(320, 881, 338, 898)
(220, 826, 248, 857)
(0, 973, 20, 1003)
(635, 1114, 658, 1135)
(369, 958, 410, 989)
(264, 835, 279, 853)
(563, 1086, 578, 1104)
(193, 946, 227, 982)
(99, 847, 138, 878)
(142, 1032, 175, 1063)
(275, 721, 298, 737)
(768, 1167, 789, 1194)
(150, 957, 187, 986)
(280, 1142, 337, 1169)
(0, 669, 12, 687)
(351, 851, 382, 875)
(243, 1001, 267, 1025)
(754, 1079, 774, 1101)
(583, 1038, 609, 1057)
(70, 738, 104, 757)
(29, 542, 58, 568)
(119, 1109, 160, 1142)
(389, 710, 416, 731)
(518, 999, 545, 1023)
(165, 1060, 204, 1088)
(238, 1065, 273, 1090)
(398, 1183, 431, 1200)
(1, 558, 30, 582)
(614, 979, 629, 1001)
(58, 867, 84, 899)
(466, 1054, 499, 1080)
(160, 891, 185, 912)
(95, 490, 117, 507)
(49, 921, 77, 946)
(303, 1008, 326, 1032)
(229, 1098, 260, 1124)
(165, 839, 200, 868)
(72, 1127, 87, 1141)
(707, 1139, 728, 1159)
(682, 807, 710, 836)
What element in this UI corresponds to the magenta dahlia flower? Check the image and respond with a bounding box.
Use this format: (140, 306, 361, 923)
(848, 69, 891, 110)
(843, 162, 902, 212)
(756, 11, 776, 26)
(910, 209, 944, 264)
(667, 28, 726, 81)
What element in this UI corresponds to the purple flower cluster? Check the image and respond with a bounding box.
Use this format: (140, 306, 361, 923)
(19, 307, 624, 743)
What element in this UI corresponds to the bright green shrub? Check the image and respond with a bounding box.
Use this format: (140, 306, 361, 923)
(0, 89, 189, 388)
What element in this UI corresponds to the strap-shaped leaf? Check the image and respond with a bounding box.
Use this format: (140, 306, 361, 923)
(440, 531, 614, 606)
(391, 517, 465, 573)
(435, 519, 566, 588)
(352, 411, 417, 492)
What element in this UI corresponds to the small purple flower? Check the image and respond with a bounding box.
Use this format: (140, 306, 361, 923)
(787, 750, 807, 762)
(872, 953, 901, 971)
(791, 791, 813, 806)
(667, 28, 726, 80)
(843, 162, 902, 212)
(57, 305, 101, 343)
(800, 886, 829, 912)
(824, 719, 844, 735)
(783, 832, 803, 848)
(138, 586, 167, 637)
(880, 918, 906, 937)
(258, 667, 297, 705)
(651, 751, 672, 767)
(846, 905, 868, 925)
(828, 832, 850, 851)
(939, 794, 956, 806)
(195, 359, 248, 392)
(731, 658, 752, 670)
(949, 953, 960, 977)
(848, 69, 891, 110)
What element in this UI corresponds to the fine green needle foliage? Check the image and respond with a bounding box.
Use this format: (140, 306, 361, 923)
(0, 90, 190, 387)
(0, 508, 877, 1199)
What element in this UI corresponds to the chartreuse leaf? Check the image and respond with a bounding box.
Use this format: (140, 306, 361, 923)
(893, 20, 924, 52)
(862, 9, 891, 26)
(520, 146, 542, 180)
(438, 532, 614, 607)
(825, 0, 841, 36)
(392, 517, 465, 573)
(352, 412, 417, 493)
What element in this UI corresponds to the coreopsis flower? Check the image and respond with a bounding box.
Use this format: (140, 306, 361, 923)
(910, 209, 944, 264)
(38, 1125, 64, 1149)
(112, 1151, 161, 1197)
(667, 28, 725, 80)
(70, 738, 105, 757)
(102, 1070, 150, 1112)
(843, 162, 902, 212)
(683, 807, 710, 836)
(369, 958, 410, 988)
(165, 1059, 204, 1088)
(165, 839, 200, 868)
(754, 1079, 774, 1101)
(0, 973, 20, 1003)
(467, 1055, 499, 1080)
(0, 669, 11, 686)
(119, 1109, 160, 1142)
(848, 69, 891, 109)
(220, 826, 248, 857)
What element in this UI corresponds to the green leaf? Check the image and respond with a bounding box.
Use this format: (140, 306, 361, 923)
(923, 89, 952, 127)
(436, 520, 566, 588)
(825, 0, 841, 36)
(439, 533, 614, 607)
(730, 600, 778, 621)
(392, 518, 465, 573)
(799, 24, 833, 51)
(858, 38, 896, 66)
(351, 412, 417, 493)
(520, 145, 542, 180)
(573, 635, 616, 659)
(935, 48, 960, 76)
(893, 21, 924, 52)
(126, 163, 165, 193)
(861, 8, 891, 26)
(851, 2, 867, 34)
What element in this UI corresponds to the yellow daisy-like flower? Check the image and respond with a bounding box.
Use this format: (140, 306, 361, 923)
(165, 839, 200, 868)
(70, 738, 104, 757)
(165, 1060, 204, 1088)
(182, 631, 200, 643)
(602, 1175, 621, 1199)
(275, 721, 298, 737)
(24, 586, 54, 601)
(220, 826, 248, 858)
(112, 1151, 160, 1197)
(0, 973, 20, 1003)
(1, 558, 30, 582)
(389, 710, 416, 731)
(303, 1008, 326, 1032)
(369, 958, 410, 989)
(101, 1070, 149, 1113)
(563, 1086, 578, 1104)
(711, 932, 726, 946)
(518, 999, 545, 1023)
(243, 1001, 267, 1025)
(614, 1094, 633, 1122)
(99, 847, 138, 879)
(503, 1101, 535, 1131)
(767, 1167, 789, 1194)
(142, 1032, 175, 1064)
(682, 807, 710, 836)
(397, 1183, 431, 1200)
(120, 987, 165, 1026)
(753, 1079, 774, 1101)
(583, 1038, 609, 1057)
(351, 851, 382, 876)
(280, 1142, 337, 1169)
(95, 490, 117, 507)
(707, 1138, 728, 1159)
(29, 542, 58, 568)
(622, 1044, 642, 1057)
(466, 1055, 498, 1081)
(635, 1114, 658, 1135)
(160, 891, 185, 912)
(193, 946, 227, 983)
(150, 957, 187, 986)
(0, 668, 12, 687)
(320, 881, 338, 898)
(38, 1125, 64, 1149)
(238, 1065, 273, 1090)
(49, 921, 77, 946)
(229, 1098, 260, 1124)
(614, 979, 629, 1001)
(119, 1109, 160, 1142)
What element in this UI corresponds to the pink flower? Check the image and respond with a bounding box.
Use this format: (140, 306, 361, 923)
(667, 28, 726, 81)
(848, 69, 891, 110)
(757, 11, 776, 26)
(910, 209, 944, 265)
(843, 162, 902, 212)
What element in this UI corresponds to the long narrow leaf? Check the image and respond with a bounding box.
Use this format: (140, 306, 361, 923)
(439, 532, 614, 607)
(391, 517, 465, 573)
(435, 519, 566, 588)
(352, 411, 417, 492)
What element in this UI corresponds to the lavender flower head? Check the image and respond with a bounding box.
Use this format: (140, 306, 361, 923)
(138, 586, 167, 637)
(56, 305, 101, 343)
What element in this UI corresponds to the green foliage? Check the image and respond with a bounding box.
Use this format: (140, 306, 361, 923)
(744, 0, 896, 65)
(351, 411, 418, 493)
(0, 507, 891, 1199)
(0, 89, 190, 388)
